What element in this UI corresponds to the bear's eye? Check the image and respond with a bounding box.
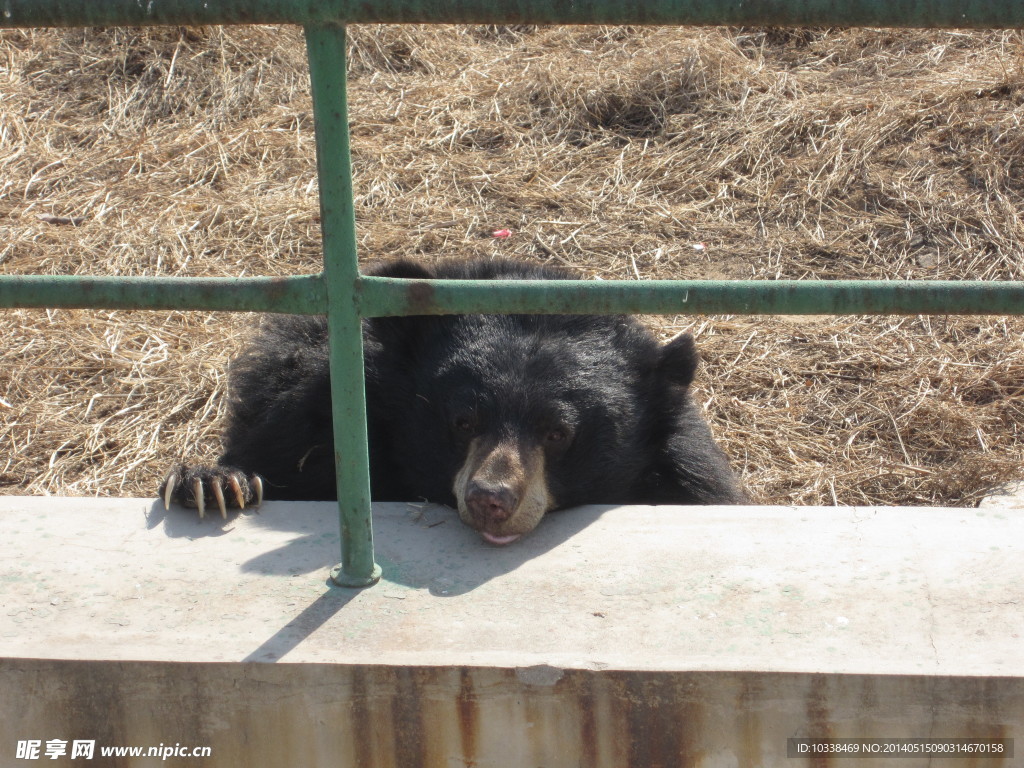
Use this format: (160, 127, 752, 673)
(453, 416, 475, 435)
(545, 428, 568, 444)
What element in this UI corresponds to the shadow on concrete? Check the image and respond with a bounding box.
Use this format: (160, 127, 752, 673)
(241, 583, 361, 662)
(367, 503, 613, 597)
(146, 499, 614, 597)
(146, 498, 614, 661)
(145, 499, 243, 538)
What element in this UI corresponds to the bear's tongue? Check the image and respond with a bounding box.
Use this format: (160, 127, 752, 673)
(480, 531, 522, 546)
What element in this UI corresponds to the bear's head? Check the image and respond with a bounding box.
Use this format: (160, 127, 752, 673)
(370, 308, 699, 545)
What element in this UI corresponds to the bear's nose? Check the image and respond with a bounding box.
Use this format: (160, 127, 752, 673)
(465, 481, 519, 524)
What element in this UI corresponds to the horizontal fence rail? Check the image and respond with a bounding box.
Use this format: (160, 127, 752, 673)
(4, 0, 1024, 28)
(359, 277, 1024, 317)
(0, 275, 326, 313)
(4, 1, 1024, 586)
(4, 276, 1024, 317)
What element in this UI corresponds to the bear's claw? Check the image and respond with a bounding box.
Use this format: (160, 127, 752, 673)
(160, 465, 263, 519)
(162, 471, 178, 512)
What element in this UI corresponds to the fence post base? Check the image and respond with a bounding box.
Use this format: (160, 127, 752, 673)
(330, 562, 383, 589)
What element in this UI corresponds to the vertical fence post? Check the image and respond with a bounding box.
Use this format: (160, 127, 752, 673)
(305, 23, 381, 588)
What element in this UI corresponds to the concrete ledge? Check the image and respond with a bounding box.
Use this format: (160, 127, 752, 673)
(2, 498, 1021, 673)
(2, 498, 1022, 766)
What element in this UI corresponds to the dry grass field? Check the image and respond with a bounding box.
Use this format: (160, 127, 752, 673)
(1, 24, 1023, 506)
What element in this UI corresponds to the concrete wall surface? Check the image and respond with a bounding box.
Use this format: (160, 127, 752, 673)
(1, 497, 1021, 767)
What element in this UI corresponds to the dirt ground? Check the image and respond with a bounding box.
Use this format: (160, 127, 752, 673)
(1, 24, 1023, 506)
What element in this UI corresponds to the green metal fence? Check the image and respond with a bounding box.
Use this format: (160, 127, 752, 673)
(3, 1, 1024, 588)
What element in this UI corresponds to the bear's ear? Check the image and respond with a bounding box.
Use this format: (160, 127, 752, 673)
(658, 332, 699, 389)
(364, 259, 435, 280)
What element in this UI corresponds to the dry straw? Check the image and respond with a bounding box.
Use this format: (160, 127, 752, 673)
(1, 25, 1022, 505)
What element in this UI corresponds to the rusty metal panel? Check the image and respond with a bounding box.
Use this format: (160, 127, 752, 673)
(3, 659, 1020, 767)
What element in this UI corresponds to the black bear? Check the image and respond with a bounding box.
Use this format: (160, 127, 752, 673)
(161, 258, 748, 545)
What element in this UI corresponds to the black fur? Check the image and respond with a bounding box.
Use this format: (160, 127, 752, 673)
(162, 258, 747, 527)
